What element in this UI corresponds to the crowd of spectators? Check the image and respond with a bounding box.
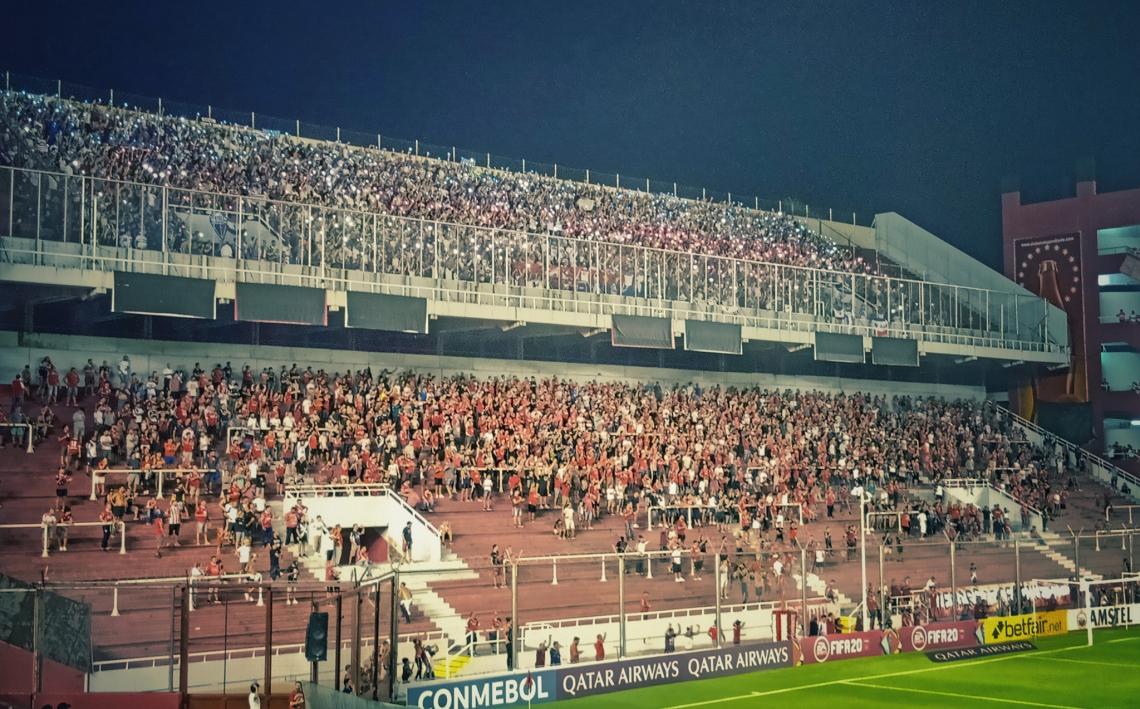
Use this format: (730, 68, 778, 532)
(7, 350, 1078, 562)
(1, 351, 1111, 683)
(1, 90, 864, 274)
(0, 90, 981, 333)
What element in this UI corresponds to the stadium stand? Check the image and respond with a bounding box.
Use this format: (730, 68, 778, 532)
(0, 356, 1128, 670)
(0, 90, 866, 275)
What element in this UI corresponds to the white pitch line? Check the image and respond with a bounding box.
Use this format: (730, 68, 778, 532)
(661, 642, 1098, 709)
(1107, 636, 1139, 644)
(841, 680, 1084, 709)
(1029, 655, 1139, 669)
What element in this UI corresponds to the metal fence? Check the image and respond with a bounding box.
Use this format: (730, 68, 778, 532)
(0, 165, 1063, 355)
(9, 528, 1138, 701)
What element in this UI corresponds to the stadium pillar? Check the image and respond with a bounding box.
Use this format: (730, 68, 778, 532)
(371, 584, 381, 699)
(618, 555, 626, 658)
(351, 588, 362, 695)
(388, 575, 399, 701)
(799, 547, 807, 637)
(168, 586, 176, 690)
(32, 588, 42, 694)
(714, 556, 723, 647)
(878, 545, 885, 628)
(310, 599, 319, 685)
(510, 561, 519, 670)
(949, 541, 958, 620)
(1014, 538, 1022, 613)
(333, 595, 342, 691)
(264, 586, 274, 697)
(179, 586, 189, 705)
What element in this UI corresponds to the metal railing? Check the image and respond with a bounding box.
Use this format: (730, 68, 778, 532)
(0, 519, 127, 557)
(991, 401, 1140, 497)
(0, 163, 1064, 355)
(0, 422, 35, 452)
(1, 68, 863, 227)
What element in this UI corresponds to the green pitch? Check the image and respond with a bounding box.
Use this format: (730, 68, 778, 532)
(558, 628, 1140, 708)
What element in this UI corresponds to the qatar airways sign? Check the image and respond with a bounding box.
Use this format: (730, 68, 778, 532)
(557, 641, 791, 699)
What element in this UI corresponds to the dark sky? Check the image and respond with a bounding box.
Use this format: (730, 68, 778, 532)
(4, 0, 1140, 269)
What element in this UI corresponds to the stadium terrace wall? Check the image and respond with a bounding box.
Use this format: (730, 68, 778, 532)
(0, 331, 985, 400)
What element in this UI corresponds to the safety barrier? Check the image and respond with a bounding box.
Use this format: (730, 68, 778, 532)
(0, 422, 35, 452)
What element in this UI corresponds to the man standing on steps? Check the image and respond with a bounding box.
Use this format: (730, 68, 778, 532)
(403, 521, 413, 560)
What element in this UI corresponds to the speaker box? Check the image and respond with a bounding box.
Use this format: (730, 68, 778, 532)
(305, 612, 329, 662)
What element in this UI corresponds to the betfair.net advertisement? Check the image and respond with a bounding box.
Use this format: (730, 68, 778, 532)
(981, 611, 1067, 644)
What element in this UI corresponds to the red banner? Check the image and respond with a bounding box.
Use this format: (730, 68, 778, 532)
(794, 631, 886, 664)
(890, 621, 982, 653)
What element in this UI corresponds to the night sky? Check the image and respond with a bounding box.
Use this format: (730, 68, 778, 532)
(4, 0, 1139, 269)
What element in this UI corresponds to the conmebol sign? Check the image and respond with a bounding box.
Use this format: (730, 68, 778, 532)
(407, 642, 792, 708)
(407, 670, 556, 709)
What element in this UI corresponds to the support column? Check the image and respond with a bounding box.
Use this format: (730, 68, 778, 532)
(333, 594, 342, 692)
(714, 554, 723, 647)
(351, 588, 362, 694)
(510, 562, 519, 671)
(618, 555, 626, 658)
(1014, 539, 1022, 614)
(387, 575, 399, 702)
(179, 586, 190, 705)
(949, 541, 958, 620)
(264, 587, 274, 697)
(371, 583, 381, 700)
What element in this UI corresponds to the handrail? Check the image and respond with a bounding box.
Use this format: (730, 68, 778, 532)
(0, 519, 127, 557)
(0, 161, 1060, 338)
(1, 237, 1062, 356)
(518, 598, 826, 634)
(89, 466, 209, 500)
(90, 628, 448, 672)
(0, 422, 36, 452)
(990, 401, 1140, 493)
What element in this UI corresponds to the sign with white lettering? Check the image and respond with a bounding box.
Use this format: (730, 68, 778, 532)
(926, 640, 1036, 663)
(407, 670, 556, 709)
(893, 621, 983, 653)
(1067, 603, 1139, 631)
(795, 631, 887, 664)
(556, 641, 791, 700)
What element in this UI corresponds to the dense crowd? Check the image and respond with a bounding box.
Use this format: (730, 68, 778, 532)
(0, 90, 864, 275)
(8, 352, 1077, 559)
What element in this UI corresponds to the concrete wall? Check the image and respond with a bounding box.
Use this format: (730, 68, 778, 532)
(941, 483, 1043, 532)
(284, 489, 441, 563)
(0, 331, 986, 401)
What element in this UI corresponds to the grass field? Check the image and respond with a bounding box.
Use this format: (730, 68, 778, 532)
(559, 627, 1140, 708)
